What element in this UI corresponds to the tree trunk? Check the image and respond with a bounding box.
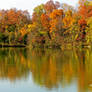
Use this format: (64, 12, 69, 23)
(47, 31, 51, 39)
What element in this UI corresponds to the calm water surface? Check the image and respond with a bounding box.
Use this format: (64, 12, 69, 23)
(0, 48, 92, 92)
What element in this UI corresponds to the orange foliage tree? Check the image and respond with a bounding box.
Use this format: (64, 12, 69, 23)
(49, 9, 64, 33)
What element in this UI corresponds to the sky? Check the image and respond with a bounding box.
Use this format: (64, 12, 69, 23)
(0, 0, 79, 14)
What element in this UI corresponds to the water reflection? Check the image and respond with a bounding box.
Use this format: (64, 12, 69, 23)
(0, 48, 29, 81)
(0, 48, 92, 92)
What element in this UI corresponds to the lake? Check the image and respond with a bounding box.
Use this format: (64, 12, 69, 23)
(0, 48, 92, 92)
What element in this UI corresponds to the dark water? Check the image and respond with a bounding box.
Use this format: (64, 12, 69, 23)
(0, 48, 92, 92)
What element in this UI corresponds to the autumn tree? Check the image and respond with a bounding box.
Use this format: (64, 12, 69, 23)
(49, 9, 63, 33)
(44, 0, 60, 14)
(28, 4, 46, 47)
(78, 0, 92, 42)
(41, 13, 51, 39)
(0, 8, 30, 44)
(79, 0, 92, 18)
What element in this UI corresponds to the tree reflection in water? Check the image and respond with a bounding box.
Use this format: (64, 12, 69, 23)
(0, 48, 92, 92)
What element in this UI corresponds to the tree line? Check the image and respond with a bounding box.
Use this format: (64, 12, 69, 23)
(0, 0, 92, 48)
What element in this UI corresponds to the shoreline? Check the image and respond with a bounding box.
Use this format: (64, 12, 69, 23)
(0, 44, 26, 47)
(0, 43, 91, 49)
